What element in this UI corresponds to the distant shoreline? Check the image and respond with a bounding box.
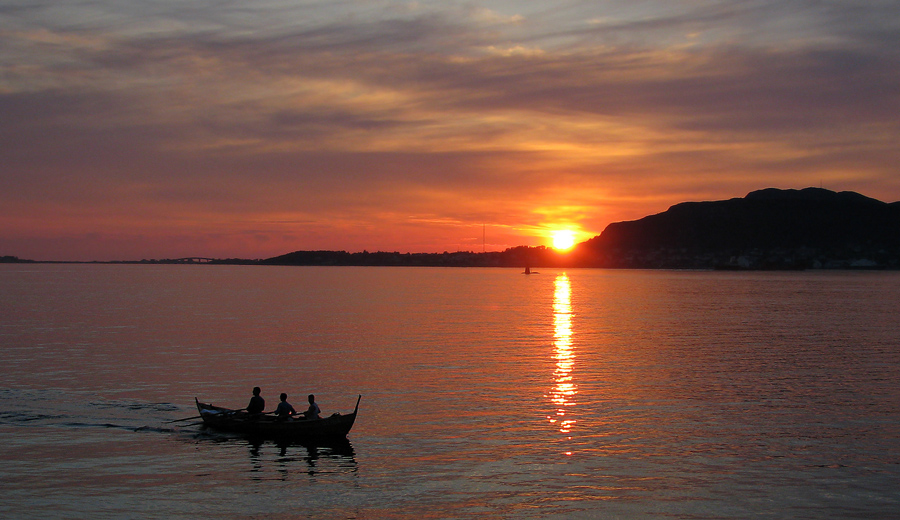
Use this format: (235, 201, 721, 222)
(3, 250, 898, 271)
(6, 188, 900, 270)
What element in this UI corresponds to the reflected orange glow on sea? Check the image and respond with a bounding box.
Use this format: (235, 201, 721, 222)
(2, 266, 900, 518)
(548, 273, 576, 436)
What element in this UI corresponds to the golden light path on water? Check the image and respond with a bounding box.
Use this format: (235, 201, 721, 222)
(548, 272, 576, 440)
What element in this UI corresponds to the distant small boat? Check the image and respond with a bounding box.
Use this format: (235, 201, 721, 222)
(195, 395, 360, 440)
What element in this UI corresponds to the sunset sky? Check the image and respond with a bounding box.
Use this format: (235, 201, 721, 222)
(2, 1, 898, 261)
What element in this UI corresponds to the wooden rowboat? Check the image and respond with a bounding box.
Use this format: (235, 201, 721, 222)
(195, 395, 360, 440)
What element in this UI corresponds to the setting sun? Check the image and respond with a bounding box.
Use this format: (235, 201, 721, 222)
(551, 230, 577, 250)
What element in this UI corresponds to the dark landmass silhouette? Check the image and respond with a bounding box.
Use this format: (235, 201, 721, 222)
(4, 188, 899, 269)
(260, 246, 571, 268)
(260, 188, 900, 270)
(1, 256, 34, 263)
(579, 187, 900, 270)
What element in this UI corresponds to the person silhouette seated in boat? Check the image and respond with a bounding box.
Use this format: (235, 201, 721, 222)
(246, 387, 265, 418)
(303, 394, 321, 420)
(274, 393, 297, 420)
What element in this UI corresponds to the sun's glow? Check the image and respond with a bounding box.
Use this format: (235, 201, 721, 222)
(549, 273, 576, 435)
(551, 230, 576, 250)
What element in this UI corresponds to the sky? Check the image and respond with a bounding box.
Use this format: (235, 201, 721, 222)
(2, 0, 899, 261)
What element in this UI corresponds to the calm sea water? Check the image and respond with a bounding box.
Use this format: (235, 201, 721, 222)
(1, 264, 898, 519)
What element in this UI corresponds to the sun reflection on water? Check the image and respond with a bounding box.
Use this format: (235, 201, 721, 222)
(548, 272, 576, 434)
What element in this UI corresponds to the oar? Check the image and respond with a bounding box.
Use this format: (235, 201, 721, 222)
(173, 421, 205, 427)
(165, 415, 202, 423)
(168, 408, 276, 424)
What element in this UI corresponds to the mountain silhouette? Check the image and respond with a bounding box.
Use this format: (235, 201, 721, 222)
(578, 188, 900, 269)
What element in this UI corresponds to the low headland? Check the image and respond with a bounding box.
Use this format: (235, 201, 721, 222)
(6, 188, 900, 270)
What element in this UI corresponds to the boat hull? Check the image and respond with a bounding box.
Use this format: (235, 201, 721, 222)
(196, 395, 359, 441)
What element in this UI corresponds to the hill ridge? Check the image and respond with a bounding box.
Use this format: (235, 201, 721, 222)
(579, 187, 900, 269)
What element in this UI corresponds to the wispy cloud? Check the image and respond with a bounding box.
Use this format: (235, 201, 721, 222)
(2, 0, 898, 260)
